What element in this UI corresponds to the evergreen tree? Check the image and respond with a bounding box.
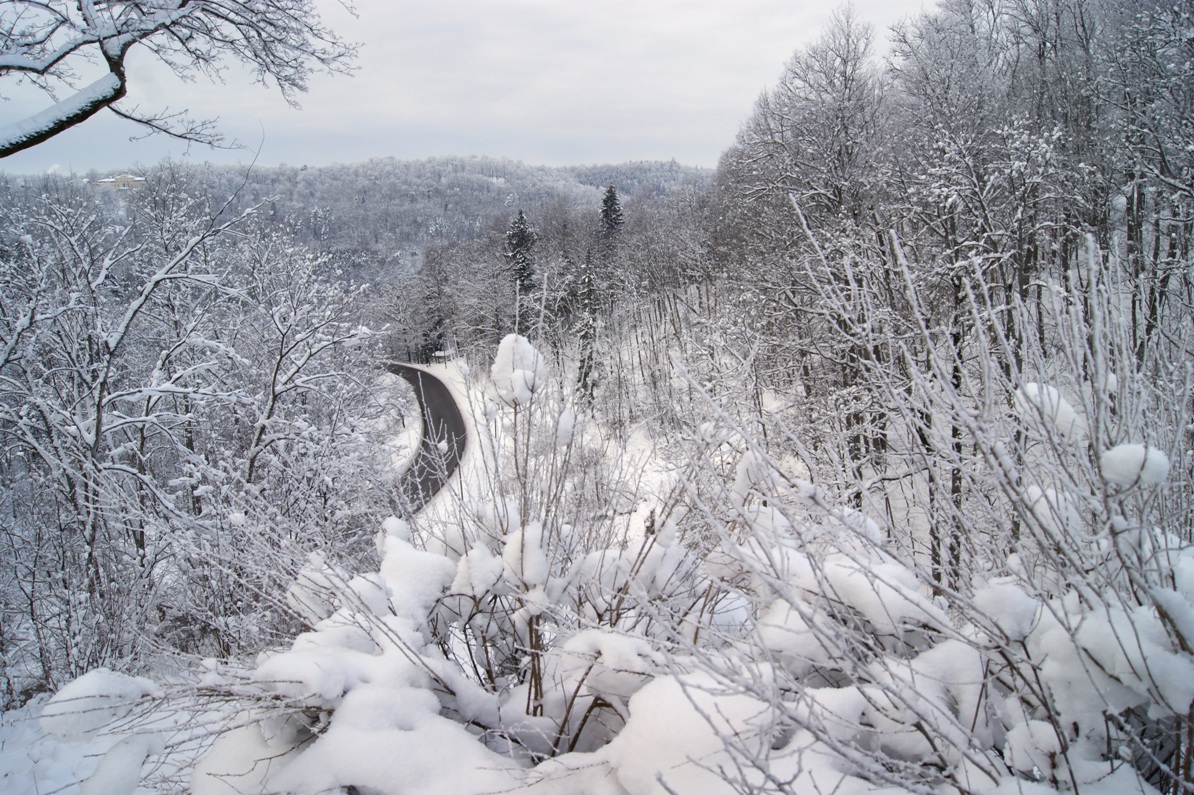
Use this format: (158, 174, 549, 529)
(591, 185, 625, 308)
(505, 209, 537, 335)
(599, 185, 624, 238)
(505, 209, 537, 295)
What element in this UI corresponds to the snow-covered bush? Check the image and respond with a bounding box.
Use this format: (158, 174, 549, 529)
(190, 337, 724, 788)
(193, 235, 1193, 792)
(675, 420, 1192, 795)
(19, 239, 1193, 793)
(0, 173, 399, 705)
(676, 231, 1193, 795)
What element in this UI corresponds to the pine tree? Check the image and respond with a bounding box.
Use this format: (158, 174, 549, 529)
(599, 185, 623, 238)
(591, 186, 625, 309)
(505, 210, 537, 335)
(505, 209, 537, 295)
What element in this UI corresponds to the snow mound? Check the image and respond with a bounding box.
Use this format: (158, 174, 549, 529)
(1014, 382, 1086, 442)
(973, 579, 1040, 640)
(80, 734, 162, 795)
(602, 674, 778, 795)
(39, 669, 161, 740)
(1004, 720, 1063, 776)
(1100, 443, 1170, 487)
(491, 334, 546, 406)
(1025, 485, 1084, 539)
(263, 687, 521, 795)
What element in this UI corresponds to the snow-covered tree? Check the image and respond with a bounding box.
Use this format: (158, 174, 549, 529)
(506, 210, 538, 335)
(600, 184, 624, 239)
(0, 0, 355, 157)
(0, 170, 397, 704)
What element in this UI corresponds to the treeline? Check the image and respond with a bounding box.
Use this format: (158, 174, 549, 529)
(61, 156, 710, 284)
(704, 0, 1192, 560)
(678, 3, 1194, 792)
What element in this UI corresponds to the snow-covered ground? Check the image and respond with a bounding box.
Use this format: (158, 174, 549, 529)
(0, 373, 422, 795)
(0, 344, 680, 795)
(3, 343, 1189, 795)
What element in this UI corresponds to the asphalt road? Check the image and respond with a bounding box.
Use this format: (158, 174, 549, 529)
(387, 363, 467, 514)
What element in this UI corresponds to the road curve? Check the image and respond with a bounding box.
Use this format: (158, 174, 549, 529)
(387, 363, 467, 514)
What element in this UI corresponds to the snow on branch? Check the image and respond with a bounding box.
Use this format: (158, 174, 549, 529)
(0, 0, 356, 157)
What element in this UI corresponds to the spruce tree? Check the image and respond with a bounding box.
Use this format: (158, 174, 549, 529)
(505, 209, 537, 296)
(505, 210, 537, 335)
(590, 186, 624, 309)
(599, 185, 623, 238)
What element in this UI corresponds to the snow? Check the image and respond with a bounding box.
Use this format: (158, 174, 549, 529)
(555, 406, 576, 448)
(6, 336, 1190, 795)
(1072, 604, 1194, 715)
(491, 334, 546, 406)
(192, 724, 294, 795)
(1099, 444, 1171, 487)
(1014, 382, 1086, 442)
(450, 544, 506, 598)
(1004, 720, 1063, 776)
(756, 599, 838, 676)
(285, 552, 341, 626)
(79, 735, 160, 795)
(0, 73, 122, 153)
(377, 371, 422, 473)
(1, 702, 81, 794)
(378, 518, 458, 622)
(1025, 485, 1084, 539)
(503, 521, 550, 588)
(262, 687, 521, 795)
(600, 673, 777, 795)
(780, 552, 950, 636)
(557, 630, 662, 702)
(39, 669, 161, 740)
(5, 678, 230, 795)
(1150, 585, 1194, 652)
(973, 579, 1041, 640)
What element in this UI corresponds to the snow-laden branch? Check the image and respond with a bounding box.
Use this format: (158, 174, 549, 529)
(0, 71, 125, 155)
(1, 0, 356, 157)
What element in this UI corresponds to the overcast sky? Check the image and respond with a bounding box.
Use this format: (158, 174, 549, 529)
(1, 0, 929, 176)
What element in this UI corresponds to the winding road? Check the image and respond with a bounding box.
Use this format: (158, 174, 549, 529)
(387, 363, 467, 514)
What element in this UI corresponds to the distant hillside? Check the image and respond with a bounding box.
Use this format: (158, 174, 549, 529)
(180, 156, 710, 273)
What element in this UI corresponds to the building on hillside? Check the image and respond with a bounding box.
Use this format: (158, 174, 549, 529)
(92, 174, 146, 191)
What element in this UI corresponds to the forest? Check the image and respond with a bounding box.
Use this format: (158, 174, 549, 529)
(1, 0, 1193, 794)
